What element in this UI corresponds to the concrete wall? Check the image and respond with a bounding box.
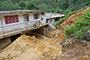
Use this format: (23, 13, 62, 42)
(0, 12, 46, 33)
(47, 19, 55, 25)
(0, 38, 11, 50)
(0, 18, 3, 34)
(46, 17, 60, 26)
(40, 12, 46, 23)
(33, 24, 56, 36)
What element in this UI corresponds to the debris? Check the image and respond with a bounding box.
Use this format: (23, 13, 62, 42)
(0, 32, 62, 60)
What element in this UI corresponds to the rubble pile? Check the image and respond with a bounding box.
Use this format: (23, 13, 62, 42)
(0, 33, 62, 60)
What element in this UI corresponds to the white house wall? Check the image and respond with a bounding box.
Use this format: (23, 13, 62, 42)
(32, 12, 41, 25)
(0, 17, 3, 34)
(1, 14, 25, 32)
(40, 12, 46, 23)
(52, 19, 55, 25)
(0, 12, 46, 33)
(29, 13, 33, 21)
(48, 20, 50, 24)
(47, 19, 55, 26)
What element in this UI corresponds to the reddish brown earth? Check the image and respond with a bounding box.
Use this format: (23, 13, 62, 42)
(0, 31, 63, 60)
(54, 42, 90, 60)
(58, 7, 90, 31)
(55, 7, 90, 60)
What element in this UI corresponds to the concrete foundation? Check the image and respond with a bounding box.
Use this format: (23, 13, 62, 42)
(33, 24, 56, 36)
(0, 38, 11, 50)
(0, 24, 56, 50)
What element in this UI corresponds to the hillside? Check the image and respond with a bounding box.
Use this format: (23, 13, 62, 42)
(0, 1, 90, 60)
(0, 0, 90, 13)
(0, 7, 90, 60)
(57, 7, 90, 30)
(55, 7, 90, 60)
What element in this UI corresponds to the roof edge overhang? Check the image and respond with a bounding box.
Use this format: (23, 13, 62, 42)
(0, 10, 49, 16)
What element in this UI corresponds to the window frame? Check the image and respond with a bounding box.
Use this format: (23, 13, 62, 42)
(23, 14, 29, 22)
(4, 15, 18, 24)
(33, 13, 39, 20)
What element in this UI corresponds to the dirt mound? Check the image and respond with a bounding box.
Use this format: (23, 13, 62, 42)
(58, 7, 90, 30)
(0, 34, 62, 60)
(54, 43, 90, 60)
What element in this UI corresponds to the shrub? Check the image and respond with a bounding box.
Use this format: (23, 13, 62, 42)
(65, 10, 90, 39)
(55, 7, 89, 26)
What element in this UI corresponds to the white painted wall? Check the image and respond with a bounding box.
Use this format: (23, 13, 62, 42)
(0, 12, 46, 33)
(0, 38, 11, 49)
(40, 12, 46, 23)
(0, 17, 3, 34)
(1, 14, 26, 33)
(47, 19, 55, 26)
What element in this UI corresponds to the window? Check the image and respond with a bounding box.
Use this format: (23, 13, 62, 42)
(35, 15, 38, 19)
(23, 14, 29, 22)
(33, 13, 39, 19)
(5, 15, 18, 24)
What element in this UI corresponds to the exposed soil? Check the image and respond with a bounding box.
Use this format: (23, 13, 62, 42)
(57, 7, 90, 31)
(54, 41, 90, 60)
(0, 30, 63, 60)
(54, 7, 90, 60)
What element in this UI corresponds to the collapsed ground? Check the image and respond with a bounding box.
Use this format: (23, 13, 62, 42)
(0, 7, 90, 60)
(55, 7, 90, 60)
(0, 31, 64, 60)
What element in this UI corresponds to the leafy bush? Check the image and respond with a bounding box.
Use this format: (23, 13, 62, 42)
(55, 8, 60, 13)
(53, 25, 56, 27)
(55, 6, 89, 26)
(64, 10, 70, 16)
(65, 10, 90, 39)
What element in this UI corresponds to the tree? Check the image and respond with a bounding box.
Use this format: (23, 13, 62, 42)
(0, 0, 16, 11)
(14, 3, 20, 9)
(26, 1, 39, 10)
(19, 1, 26, 9)
(55, 8, 60, 13)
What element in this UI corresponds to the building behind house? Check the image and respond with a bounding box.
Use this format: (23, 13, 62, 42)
(46, 13, 65, 25)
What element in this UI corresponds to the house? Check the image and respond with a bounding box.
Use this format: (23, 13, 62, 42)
(0, 10, 48, 39)
(46, 13, 65, 25)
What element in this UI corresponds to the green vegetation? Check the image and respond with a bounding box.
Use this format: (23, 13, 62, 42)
(0, 0, 90, 13)
(55, 5, 90, 26)
(65, 10, 90, 39)
(0, 0, 39, 11)
(56, 10, 80, 26)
